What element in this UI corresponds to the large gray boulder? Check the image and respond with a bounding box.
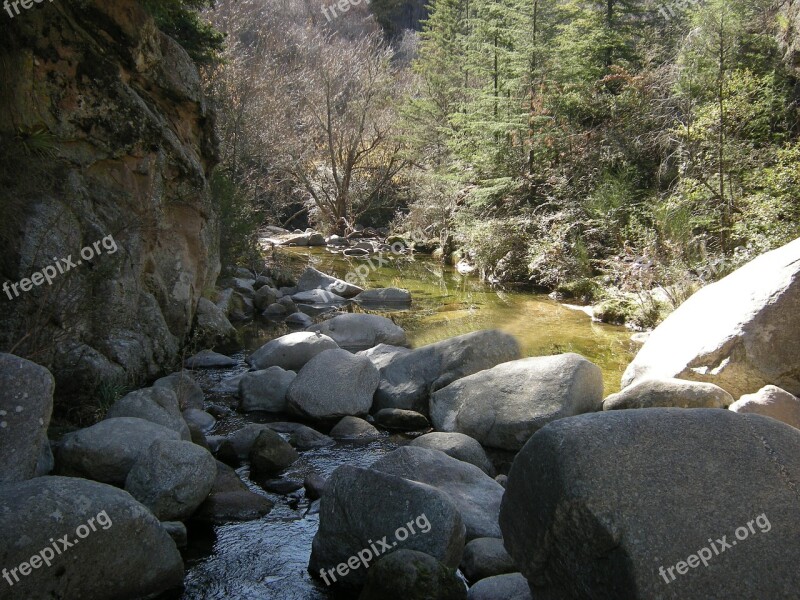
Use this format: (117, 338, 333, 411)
(430, 354, 603, 451)
(105, 387, 191, 441)
(309, 465, 466, 587)
(238, 366, 297, 413)
(603, 377, 733, 411)
(216, 423, 275, 465)
(0, 354, 54, 483)
(125, 439, 217, 521)
(330, 416, 381, 441)
(375, 330, 521, 414)
(372, 446, 504, 540)
(499, 409, 800, 599)
(193, 460, 274, 523)
(409, 432, 494, 476)
(729, 385, 800, 429)
(0, 476, 183, 600)
(307, 314, 408, 351)
(249, 429, 299, 477)
(297, 266, 363, 298)
(247, 331, 338, 371)
(359, 550, 467, 600)
(184, 349, 238, 369)
(153, 371, 205, 411)
(467, 574, 532, 600)
(56, 418, 181, 485)
(193, 297, 239, 350)
(460, 538, 516, 583)
(287, 349, 379, 420)
(374, 408, 430, 431)
(357, 344, 412, 371)
(622, 237, 800, 397)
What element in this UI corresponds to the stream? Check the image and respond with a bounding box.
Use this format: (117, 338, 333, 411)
(173, 247, 637, 599)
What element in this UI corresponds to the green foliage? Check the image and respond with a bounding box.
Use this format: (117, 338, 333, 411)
(141, 0, 224, 64)
(210, 171, 264, 268)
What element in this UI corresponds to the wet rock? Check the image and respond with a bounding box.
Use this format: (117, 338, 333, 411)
(374, 408, 430, 431)
(211, 372, 246, 395)
(105, 387, 191, 441)
(460, 538, 516, 583)
(330, 416, 381, 441)
(376, 330, 521, 414)
(430, 354, 603, 451)
(0, 476, 183, 600)
(499, 409, 800, 599)
(304, 473, 327, 500)
(154, 371, 205, 411)
(409, 432, 494, 477)
(467, 573, 532, 600)
(372, 446, 504, 540)
(297, 266, 363, 298)
(729, 385, 800, 428)
(354, 288, 412, 305)
(359, 550, 467, 600)
(247, 331, 338, 371)
(284, 424, 335, 449)
(217, 424, 275, 465)
(125, 439, 216, 521)
(56, 417, 181, 485)
(622, 237, 800, 397)
(287, 350, 379, 420)
(182, 408, 216, 433)
(239, 366, 297, 413)
(0, 353, 54, 483)
(193, 460, 274, 523)
(603, 378, 733, 411)
(308, 314, 407, 351)
(309, 465, 466, 587)
(249, 429, 299, 477)
(259, 478, 304, 494)
(184, 350, 238, 369)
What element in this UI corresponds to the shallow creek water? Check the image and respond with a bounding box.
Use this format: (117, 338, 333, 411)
(171, 248, 637, 599)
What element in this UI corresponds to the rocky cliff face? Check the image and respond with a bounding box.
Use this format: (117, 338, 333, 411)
(0, 0, 219, 396)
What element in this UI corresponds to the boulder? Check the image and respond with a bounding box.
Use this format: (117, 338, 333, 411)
(263, 302, 288, 316)
(184, 349, 238, 369)
(0, 476, 183, 600)
(499, 409, 800, 599)
(460, 538, 516, 583)
(330, 416, 381, 441)
(153, 371, 205, 411)
(238, 367, 297, 413)
(359, 550, 467, 600)
(467, 574, 532, 600)
(297, 267, 363, 298)
(125, 439, 217, 521)
(307, 314, 408, 351)
(375, 330, 521, 414)
(292, 289, 348, 304)
(161, 521, 188, 549)
(193, 460, 274, 523)
(603, 378, 733, 411)
(374, 408, 430, 431)
(286, 425, 335, 449)
(357, 344, 412, 371)
(249, 429, 299, 477)
(287, 349, 379, 420)
(56, 418, 181, 485)
(211, 372, 246, 395)
(247, 331, 338, 371)
(372, 446, 504, 540)
(254, 285, 280, 311)
(430, 354, 603, 451)
(277, 296, 298, 313)
(304, 473, 327, 500)
(193, 298, 239, 350)
(622, 237, 800, 397)
(729, 385, 800, 429)
(105, 387, 191, 441)
(182, 408, 216, 433)
(409, 432, 494, 477)
(285, 312, 314, 328)
(354, 288, 412, 305)
(0, 353, 54, 483)
(309, 465, 466, 587)
(216, 424, 275, 465)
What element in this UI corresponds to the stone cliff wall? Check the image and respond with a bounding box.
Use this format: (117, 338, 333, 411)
(0, 0, 219, 396)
